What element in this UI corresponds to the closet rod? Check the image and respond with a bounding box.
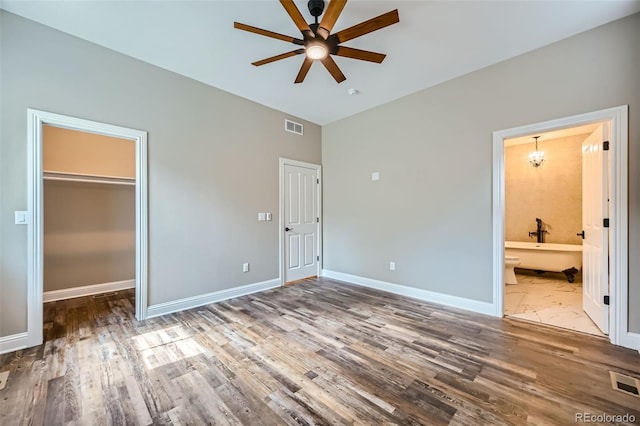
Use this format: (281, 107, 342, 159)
(43, 171, 135, 186)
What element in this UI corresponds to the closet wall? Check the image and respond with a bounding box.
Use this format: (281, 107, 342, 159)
(43, 125, 136, 293)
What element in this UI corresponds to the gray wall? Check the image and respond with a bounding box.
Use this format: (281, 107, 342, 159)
(323, 13, 640, 332)
(44, 181, 136, 292)
(0, 12, 321, 336)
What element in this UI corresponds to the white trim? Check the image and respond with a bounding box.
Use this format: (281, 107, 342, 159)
(279, 158, 322, 286)
(620, 332, 640, 352)
(492, 105, 631, 348)
(321, 270, 495, 316)
(43, 279, 135, 303)
(26, 109, 149, 350)
(0, 333, 29, 355)
(146, 278, 281, 318)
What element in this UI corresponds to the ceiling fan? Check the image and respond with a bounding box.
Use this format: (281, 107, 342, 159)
(234, 0, 399, 84)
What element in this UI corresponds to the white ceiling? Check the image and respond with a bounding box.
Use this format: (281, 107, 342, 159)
(2, 0, 639, 125)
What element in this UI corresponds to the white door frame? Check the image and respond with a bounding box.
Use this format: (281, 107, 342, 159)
(279, 158, 322, 285)
(491, 105, 633, 349)
(26, 109, 149, 348)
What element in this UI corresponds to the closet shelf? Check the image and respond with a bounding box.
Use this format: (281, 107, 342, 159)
(43, 171, 136, 186)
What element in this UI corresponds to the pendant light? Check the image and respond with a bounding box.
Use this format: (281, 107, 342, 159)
(528, 136, 544, 168)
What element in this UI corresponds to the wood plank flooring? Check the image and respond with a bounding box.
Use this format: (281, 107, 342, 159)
(1, 277, 639, 425)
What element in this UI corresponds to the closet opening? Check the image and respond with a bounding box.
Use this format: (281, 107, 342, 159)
(43, 125, 136, 308)
(26, 109, 148, 349)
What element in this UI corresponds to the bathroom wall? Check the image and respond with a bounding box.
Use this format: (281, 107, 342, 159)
(505, 134, 587, 245)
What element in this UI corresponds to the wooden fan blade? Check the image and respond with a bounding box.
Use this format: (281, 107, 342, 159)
(234, 22, 304, 45)
(252, 49, 305, 66)
(335, 46, 386, 63)
(317, 0, 347, 39)
(320, 55, 346, 83)
(334, 9, 399, 44)
(279, 0, 313, 37)
(295, 57, 314, 84)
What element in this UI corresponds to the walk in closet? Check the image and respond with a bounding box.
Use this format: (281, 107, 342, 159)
(43, 125, 136, 301)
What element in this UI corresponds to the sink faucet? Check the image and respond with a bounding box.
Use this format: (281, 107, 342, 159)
(528, 217, 547, 243)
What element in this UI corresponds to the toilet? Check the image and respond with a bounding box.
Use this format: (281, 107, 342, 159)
(505, 256, 520, 285)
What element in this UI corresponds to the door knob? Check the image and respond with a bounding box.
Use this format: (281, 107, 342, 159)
(577, 230, 585, 239)
(285, 227, 294, 232)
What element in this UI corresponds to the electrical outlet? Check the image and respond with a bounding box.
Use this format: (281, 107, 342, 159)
(389, 261, 396, 271)
(266, 212, 272, 221)
(242, 263, 249, 273)
(14, 211, 27, 225)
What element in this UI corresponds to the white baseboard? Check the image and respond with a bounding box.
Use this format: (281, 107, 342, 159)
(43, 279, 135, 302)
(0, 332, 29, 355)
(619, 331, 640, 351)
(321, 269, 496, 317)
(147, 278, 281, 319)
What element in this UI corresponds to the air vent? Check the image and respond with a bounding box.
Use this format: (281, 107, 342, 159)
(285, 119, 303, 136)
(610, 371, 640, 397)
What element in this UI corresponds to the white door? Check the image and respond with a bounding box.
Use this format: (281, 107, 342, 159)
(582, 123, 609, 334)
(284, 163, 319, 283)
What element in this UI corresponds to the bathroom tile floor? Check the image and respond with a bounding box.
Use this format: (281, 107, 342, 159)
(505, 271, 605, 336)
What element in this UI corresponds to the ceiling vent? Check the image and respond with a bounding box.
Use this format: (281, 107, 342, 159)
(285, 119, 303, 136)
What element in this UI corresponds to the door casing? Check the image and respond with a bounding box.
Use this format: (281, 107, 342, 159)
(279, 158, 322, 285)
(491, 105, 631, 348)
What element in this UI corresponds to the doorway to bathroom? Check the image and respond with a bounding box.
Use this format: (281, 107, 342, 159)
(492, 106, 631, 348)
(503, 122, 605, 336)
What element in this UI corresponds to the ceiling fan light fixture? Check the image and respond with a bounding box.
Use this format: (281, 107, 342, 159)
(305, 42, 328, 60)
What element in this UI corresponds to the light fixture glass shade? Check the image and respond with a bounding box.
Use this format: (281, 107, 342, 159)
(306, 43, 328, 60)
(529, 150, 544, 167)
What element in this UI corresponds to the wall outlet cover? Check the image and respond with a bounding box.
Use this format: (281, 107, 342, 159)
(243, 262, 249, 272)
(266, 212, 272, 221)
(389, 261, 396, 271)
(14, 211, 28, 225)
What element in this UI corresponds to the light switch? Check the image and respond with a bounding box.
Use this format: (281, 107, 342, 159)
(243, 263, 250, 272)
(266, 212, 272, 221)
(371, 172, 380, 181)
(15, 211, 28, 225)
(258, 212, 266, 221)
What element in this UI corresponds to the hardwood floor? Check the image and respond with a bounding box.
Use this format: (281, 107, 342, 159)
(1, 277, 639, 425)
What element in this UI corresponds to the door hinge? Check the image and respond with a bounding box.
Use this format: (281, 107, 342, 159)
(603, 141, 610, 151)
(316, 178, 319, 184)
(603, 218, 610, 228)
(604, 295, 610, 305)
(316, 217, 319, 223)
(317, 255, 319, 261)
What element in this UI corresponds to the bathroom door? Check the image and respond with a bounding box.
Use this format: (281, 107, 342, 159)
(283, 163, 319, 283)
(581, 123, 609, 334)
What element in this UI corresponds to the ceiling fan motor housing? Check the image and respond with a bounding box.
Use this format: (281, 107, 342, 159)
(308, 0, 325, 18)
